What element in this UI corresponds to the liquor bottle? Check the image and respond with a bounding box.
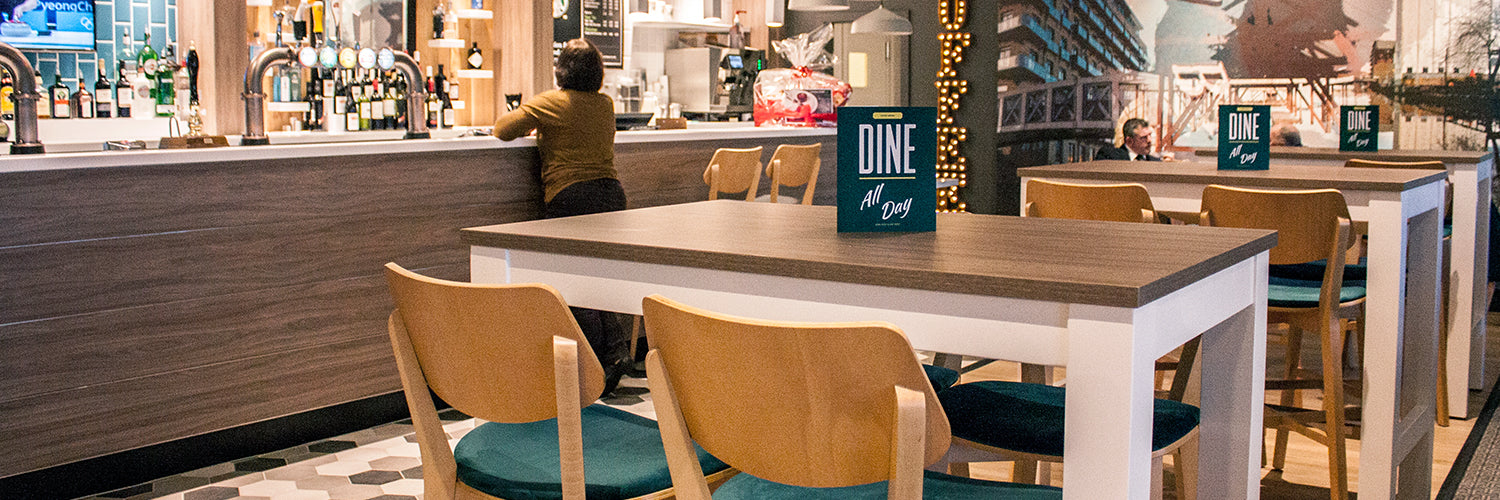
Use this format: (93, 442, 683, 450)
(118, 29, 137, 76)
(72, 80, 95, 119)
(49, 75, 70, 119)
(138, 32, 158, 103)
(434, 64, 447, 101)
(115, 61, 133, 118)
(186, 41, 201, 104)
(393, 72, 407, 129)
(425, 67, 439, 128)
(172, 53, 190, 112)
(94, 67, 112, 118)
(344, 77, 360, 131)
(369, 72, 385, 130)
(34, 71, 48, 119)
(382, 72, 397, 129)
(467, 42, 483, 70)
(0, 71, 13, 120)
(155, 43, 176, 116)
(358, 78, 371, 130)
(332, 69, 348, 129)
(305, 70, 322, 130)
(443, 3, 458, 39)
(289, 65, 302, 102)
(432, 0, 445, 39)
(441, 89, 455, 128)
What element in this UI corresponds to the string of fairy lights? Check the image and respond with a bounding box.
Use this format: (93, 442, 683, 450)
(935, 0, 969, 212)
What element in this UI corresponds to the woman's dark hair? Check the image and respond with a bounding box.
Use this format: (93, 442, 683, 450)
(555, 39, 604, 92)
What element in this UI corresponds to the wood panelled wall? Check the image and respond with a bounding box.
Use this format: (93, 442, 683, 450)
(0, 134, 834, 478)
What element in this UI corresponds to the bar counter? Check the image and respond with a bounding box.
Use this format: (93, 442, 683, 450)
(0, 124, 835, 480)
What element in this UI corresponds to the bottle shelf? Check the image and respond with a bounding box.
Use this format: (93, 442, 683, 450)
(452, 100, 466, 110)
(428, 38, 467, 49)
(627, 13, 730, 32)
(455, 8, 492, 19)
(246, 0, 272, 6)
(456, 69, 492, 79)
(266, 101, 312, 112)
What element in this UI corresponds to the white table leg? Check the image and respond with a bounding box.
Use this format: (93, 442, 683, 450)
(1449, 164, 1492, 408)
(1192, 252, 1267, 500)
(1064, 304, 1157, 500)
(1360, 184, 1442, 500)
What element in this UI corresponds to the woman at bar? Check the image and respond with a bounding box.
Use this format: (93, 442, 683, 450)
(492, 38, 631, 395)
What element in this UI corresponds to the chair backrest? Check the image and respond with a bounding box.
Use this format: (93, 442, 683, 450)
(1199, 185, 1350, 266)
(384, 263, 605, 422)
(703, 147, 765, 201)
(642, 294, 949, 489)
(1024, 178, 1157, 223)
(764, 143, 822, 204)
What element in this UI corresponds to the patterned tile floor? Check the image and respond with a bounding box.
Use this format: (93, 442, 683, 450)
(79, 375, 660, 500)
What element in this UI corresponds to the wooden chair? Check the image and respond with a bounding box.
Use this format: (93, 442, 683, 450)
(1200, 186, 1362, 500)
(641, 294, 1063, 499)
(759, 143, 822, 204)
(383, 263, 735, 500)
(702, 147, 764, 201)
(1024, 178, 1158, 223)
(1345, 158, 1452, 425)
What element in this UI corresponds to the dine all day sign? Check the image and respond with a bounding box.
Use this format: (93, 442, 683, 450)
(1340, 105, 1379, 152)
(1217, 105, 1270, 170)
(837, 107, 937, 232)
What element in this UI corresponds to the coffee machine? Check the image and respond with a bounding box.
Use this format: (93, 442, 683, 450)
(664, 46, 763, 120)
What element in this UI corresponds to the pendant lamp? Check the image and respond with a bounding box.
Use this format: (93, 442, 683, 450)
(851, 4, 911, 35)
(787, 0, 849, 12)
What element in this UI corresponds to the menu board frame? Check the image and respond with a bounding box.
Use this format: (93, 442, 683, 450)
(553, 0, 623, 69)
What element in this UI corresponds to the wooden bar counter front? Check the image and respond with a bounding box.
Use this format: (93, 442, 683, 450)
(0, 127, 833, 481)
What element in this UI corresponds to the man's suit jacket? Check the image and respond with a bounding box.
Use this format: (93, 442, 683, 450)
(1096, 146, 1161, 161)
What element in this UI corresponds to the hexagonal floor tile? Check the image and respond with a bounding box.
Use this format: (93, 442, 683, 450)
(265, 490, 329, 500)
(349, 470, 404, 486)
(368, 457, 420, 472)
(314, 461, 373, 477)
(237, 479, 299, 497)
(306, 440, 359, 454)
(334, 447, 391, 463)
(263, 465, 320, 482)
(326, 483, 386, 500)
(384, 443, 422, 458)
(294, 474, 352, 491)
(182, 486, 240, 500)
(379, 479, 424, 496)
(234, 457, 289, 472)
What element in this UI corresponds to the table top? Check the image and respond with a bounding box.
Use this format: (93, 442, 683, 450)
(1019, 160, 1447, 192)
(1192, 146, 1493, 164)
(461, 200, 1276, 308)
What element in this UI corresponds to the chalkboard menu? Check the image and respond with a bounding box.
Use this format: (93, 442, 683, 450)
(553, 0, 622, 69)
(583, 0, 623, 68)
(837, 107, 937, 233)
(1340, 105, 1379, 152)
(1217, 105, 1270, 170)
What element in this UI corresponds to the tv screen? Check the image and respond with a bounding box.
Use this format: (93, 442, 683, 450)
(0, 0, 96, 51)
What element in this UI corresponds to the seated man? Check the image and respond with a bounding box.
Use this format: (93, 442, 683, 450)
(1096, 118, 1162, 161)
(1271, 124, 1303, 146)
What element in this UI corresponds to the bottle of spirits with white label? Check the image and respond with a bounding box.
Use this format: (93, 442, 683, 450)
(94, 67, 112, 118)
(467, 43, 483, 70)
(72, 79, 94, 119)
(137, 32, 158, 104)
(49, 75, 70, 119)
(34, 71, 48, 119)
(115, 61, 133, 118)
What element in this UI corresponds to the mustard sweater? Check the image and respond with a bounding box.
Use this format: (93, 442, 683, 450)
(493, 90, 617, 202)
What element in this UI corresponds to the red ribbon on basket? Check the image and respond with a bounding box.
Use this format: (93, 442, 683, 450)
(794, 67, 815, 78)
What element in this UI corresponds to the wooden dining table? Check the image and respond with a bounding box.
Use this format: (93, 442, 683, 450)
(1193, 147, 1493, 420)
(1020, 160, 1448, 500)
(462, 200, 1277, 499)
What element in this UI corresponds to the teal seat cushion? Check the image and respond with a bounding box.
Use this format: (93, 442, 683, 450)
(923, 364, 961, 391)
(938, 381, 1199, 457)
(454, 404, 730, 500)
(1267, 276, 1367, 308)
(1269, 257, 1367, 282)
(713, 469, 1062, 499)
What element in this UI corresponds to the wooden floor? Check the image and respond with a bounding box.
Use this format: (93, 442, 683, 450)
(952, 314, 1500, 499)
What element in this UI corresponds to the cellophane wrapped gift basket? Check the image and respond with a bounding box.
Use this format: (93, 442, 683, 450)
(753, 24, 852, 127)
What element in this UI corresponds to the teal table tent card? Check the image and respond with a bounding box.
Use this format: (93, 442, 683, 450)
(1340, 105, 1379, 151)
(837, 107, 937, 232)
(1217, 105, 1270, 170)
